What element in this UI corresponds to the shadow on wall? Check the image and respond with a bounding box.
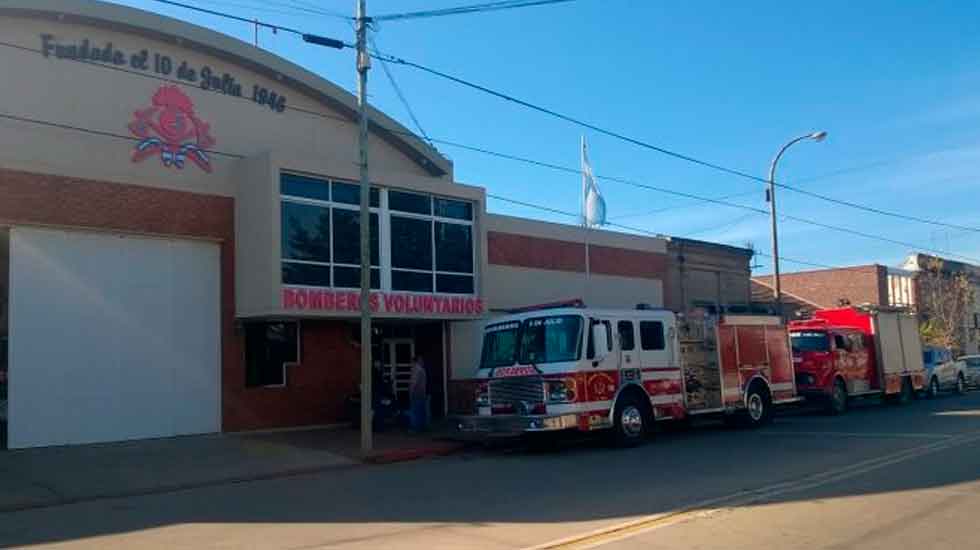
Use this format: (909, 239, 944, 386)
(2, 393, 980, 547)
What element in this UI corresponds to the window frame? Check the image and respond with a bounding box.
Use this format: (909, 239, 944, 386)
(279, 172, 477, 296)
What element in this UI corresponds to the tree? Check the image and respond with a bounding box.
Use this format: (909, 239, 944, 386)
(917, 257, 977, 353)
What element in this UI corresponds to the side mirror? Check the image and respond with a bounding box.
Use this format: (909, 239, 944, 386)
(592, 323, 610, 361)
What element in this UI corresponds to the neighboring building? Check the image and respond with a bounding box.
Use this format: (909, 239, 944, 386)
(662, 237, 754, 314)
(901, 253, 980, 355)
(2, 1, 722, 448)
(750, 278, 821, 319)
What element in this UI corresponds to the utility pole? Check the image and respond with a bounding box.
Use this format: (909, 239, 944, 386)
(356, 0, 373, 455)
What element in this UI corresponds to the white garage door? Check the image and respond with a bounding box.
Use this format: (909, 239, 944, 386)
(8, 227, 220, 448)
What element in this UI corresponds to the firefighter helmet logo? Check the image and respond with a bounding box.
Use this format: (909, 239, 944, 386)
(128, 85, 215, 172)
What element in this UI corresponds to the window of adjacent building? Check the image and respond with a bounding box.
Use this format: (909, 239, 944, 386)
(245, 322, 299, 387)
(639, 321, 665, 351)
(888, 273, 915, 308)
(617, 320, 636, 351)
(280, 173, 475, 295)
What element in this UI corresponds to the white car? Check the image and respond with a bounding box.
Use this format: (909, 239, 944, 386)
(922, 347, 968, 397)
(958, 355, 980, 388)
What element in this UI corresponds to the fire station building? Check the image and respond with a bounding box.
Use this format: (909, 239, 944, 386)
(0, 1, 748, 449)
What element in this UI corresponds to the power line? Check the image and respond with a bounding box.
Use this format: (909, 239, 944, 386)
(368, 34, 433, 148)
(370, 49, 980, 235)
(192, 0, 350, 20)
(372, 0, 580, 22)
(147, 0, 350, 47)
(485, 193, 837, 269)
(146, 0, 980, 235)
(6, 37, 978, 265)
(0, 111, 242, 158)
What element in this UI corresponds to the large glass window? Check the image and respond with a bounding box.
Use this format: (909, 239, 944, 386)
(390, 190, 431, 215)
(391, 216, 433, 270)
(281, 202, 330, 263)
(435, 222, 473, 273)
(280, 173, 475, 296)
(332, 209, 379, 266)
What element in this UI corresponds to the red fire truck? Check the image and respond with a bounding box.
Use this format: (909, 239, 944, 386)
(456, 303, 799, 446)
(788, 307, 926, 414)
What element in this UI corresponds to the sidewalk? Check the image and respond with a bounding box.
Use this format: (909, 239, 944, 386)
(0, 423, 467, 513)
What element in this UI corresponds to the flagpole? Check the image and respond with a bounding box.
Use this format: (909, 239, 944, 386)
(581, 136, 591, 304)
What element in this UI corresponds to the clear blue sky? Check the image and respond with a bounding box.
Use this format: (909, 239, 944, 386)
(109, 0, 980, 273)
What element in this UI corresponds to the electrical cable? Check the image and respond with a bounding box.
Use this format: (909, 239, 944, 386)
(372, 0, 579, 22)
(5, 36, 977, 263)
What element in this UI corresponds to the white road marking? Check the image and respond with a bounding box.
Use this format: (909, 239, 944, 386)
(758, 430, 955, 439)
(524, 431, 980, 550)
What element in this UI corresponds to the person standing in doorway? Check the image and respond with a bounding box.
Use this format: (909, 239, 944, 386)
(409, 354, 428, 431)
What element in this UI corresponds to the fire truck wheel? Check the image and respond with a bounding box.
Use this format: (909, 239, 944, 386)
(611, 395, 648, 447)
(741, 383, 773, 428)
(827, 378, 848, 416)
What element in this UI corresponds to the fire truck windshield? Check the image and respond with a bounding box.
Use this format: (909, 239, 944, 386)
(481, 321, 520, 368)
(479, 315, 584, 369)
(518, 315, 583, 365)
(791, 331, 830, 353)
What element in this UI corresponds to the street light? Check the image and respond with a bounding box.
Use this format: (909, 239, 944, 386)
(767, 131, 827, 317)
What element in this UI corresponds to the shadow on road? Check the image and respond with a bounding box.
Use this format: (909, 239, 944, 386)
(2, 392, 980, 547)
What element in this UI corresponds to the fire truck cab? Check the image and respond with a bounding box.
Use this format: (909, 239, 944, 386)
(789, 307, 926, 414)
(456, 304, 798, 446)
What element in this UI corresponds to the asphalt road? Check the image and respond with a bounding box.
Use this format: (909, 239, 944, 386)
(2, 392, 980, 549)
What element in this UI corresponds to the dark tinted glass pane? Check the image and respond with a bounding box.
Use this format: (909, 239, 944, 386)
(392, 270, 433, 292)
(333, 266, 381, 289)
(436, 274, 474, 294)
(282, 262, 331, 287)
(640, 321, 665, 351)
(281, 202, 330, 262)
(435, 222, 473, 273)
(618, 321, 635, 351)
(332, 209, 379, 265)
(434, 198, 473, 220)
(332, 181, 380, 207)
(389, 190, 431, 214)
(281, 173, 330, 201)
(391, 216, 432, 270)
(245, 322, 298, 387)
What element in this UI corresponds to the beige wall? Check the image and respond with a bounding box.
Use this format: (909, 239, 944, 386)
(0, 4, 447, 200)
(484, 265, 662, 312)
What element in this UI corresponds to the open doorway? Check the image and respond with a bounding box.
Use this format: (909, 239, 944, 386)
(1, 228, 8, 449)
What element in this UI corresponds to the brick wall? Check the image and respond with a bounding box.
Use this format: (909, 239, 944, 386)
(223, 320, 361, 430)
(487, 230, 667, 279)
(759, 265, 887, 309)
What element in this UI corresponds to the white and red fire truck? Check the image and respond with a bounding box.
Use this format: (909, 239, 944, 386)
(456, 303, 799, 445)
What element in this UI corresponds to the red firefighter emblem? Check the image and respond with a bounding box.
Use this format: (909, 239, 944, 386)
(128, 85, 215, 172)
